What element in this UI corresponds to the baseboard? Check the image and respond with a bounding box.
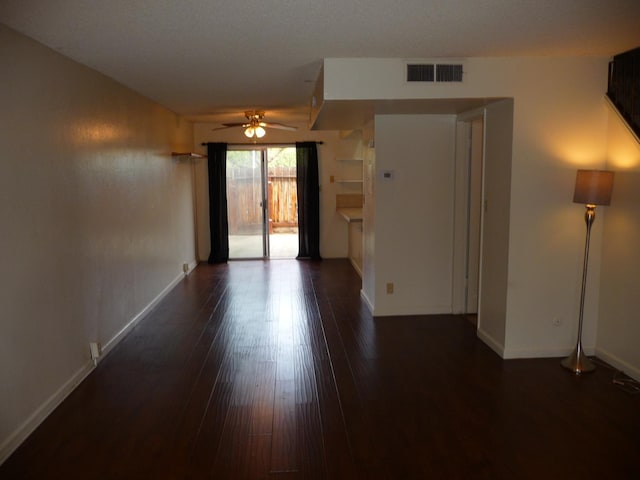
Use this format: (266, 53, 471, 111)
(360, 289, 374, 314)
(476, 328, 505, 358)
(358, 290, 452, 317)
(0, 265, 192, 466)
(100, 268, 190, 358)
(0, 360, 94, 465)
(349, 258, 362, 278)
(502, 344, 595, 360)
(372, 305, 451, 317)
(595, 348, 640, 382)
(183, 260, 198, 276)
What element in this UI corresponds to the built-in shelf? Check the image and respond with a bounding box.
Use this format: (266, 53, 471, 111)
(336, 207, 363, 222)
(335, 158, 363, 189)
(171, 152, 204, 161)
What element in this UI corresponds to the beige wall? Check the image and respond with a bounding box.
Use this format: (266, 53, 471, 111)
(597, 104, 640, 380)
(0, 25, 195, 462)
(477, 99, 514, 354)
(192, 123, 363, 261)
(368, 114, 457, 315)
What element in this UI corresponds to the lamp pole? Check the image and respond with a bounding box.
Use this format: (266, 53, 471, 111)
(561, 205, 596, 373)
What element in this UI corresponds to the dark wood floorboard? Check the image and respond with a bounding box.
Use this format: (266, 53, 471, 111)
(1, 259, 639, 479)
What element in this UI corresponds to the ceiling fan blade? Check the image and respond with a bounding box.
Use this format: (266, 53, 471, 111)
(211, 122, 249, 131)
(222, 122, 250, 127)
(211, 113, 297, 133)
(262, 122, 298, 132)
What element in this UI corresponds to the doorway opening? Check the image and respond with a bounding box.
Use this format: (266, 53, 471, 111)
(226, 146, 298, 259)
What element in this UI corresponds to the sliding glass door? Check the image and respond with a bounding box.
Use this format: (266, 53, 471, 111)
(226, 149, 265, 258)
(226, 147, 298, 259)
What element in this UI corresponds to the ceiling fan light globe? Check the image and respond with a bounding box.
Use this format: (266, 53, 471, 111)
(255, 126, 266, 138)
(244, 126, 255, 138)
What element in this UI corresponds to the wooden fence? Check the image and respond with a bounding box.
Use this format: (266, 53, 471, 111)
(227, 169, 298, 234)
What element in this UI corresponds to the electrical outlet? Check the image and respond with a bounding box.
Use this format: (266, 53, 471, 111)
(89, 342, 101, 364)
(386, 282, 394, 294)
(182, 263, 189, 274)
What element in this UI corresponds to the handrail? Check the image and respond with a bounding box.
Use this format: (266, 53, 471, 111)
(607, 47, 640, 141)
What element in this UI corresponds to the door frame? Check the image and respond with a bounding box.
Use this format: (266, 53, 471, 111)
(226, 145, 298, 260)
(452, 110, 485, 315)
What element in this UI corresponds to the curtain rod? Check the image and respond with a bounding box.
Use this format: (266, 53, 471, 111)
(201, 141, 323, 147)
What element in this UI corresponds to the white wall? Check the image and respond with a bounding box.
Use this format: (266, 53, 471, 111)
(0, 25, 195, 462)
(477, 100, 514, 354)
(368, 115, 456, 316)
(597, 104, 640, 380)
(192, 123, 363, 261)
(322, 57, 611, 358)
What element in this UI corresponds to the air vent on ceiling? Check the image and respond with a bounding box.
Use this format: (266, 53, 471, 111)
(406, 63, 463, 83)
(436, 64, 463, 82)
(407, 64, 434, 82)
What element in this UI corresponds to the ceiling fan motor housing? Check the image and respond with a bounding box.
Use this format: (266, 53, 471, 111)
(245, 110, 265, 125)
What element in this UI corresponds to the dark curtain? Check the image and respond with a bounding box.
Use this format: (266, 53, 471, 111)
(207, 142, 229, 263)
(296, 142, 321, 260)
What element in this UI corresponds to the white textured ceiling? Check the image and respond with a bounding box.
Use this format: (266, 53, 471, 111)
(1, 0, 640, 126)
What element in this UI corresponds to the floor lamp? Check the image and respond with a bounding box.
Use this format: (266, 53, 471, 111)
(561, 169, 614, 374)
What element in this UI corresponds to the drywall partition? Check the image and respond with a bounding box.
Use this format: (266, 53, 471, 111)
(0, 25, 195, 463)
(498, 64, 609, 359)
(361, 119, 376, 311)
(476, 99, 513, 355)
(370, 114, 456, 316)
(596, 104, 640, 381)
(320, 57, 610, 358)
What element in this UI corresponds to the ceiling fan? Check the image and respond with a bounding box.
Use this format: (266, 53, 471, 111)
(212, 110, 297, 138)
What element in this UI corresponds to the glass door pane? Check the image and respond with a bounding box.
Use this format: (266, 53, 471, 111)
(267, 147, 298, 259)
(227, 150, 266, 259)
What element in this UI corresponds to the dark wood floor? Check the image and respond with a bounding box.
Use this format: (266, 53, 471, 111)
(2, 259, 639, 479)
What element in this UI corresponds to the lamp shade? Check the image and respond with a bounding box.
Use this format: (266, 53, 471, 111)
(573, 170, 614, 206)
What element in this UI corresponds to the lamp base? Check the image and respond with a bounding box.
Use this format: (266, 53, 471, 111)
(561, 348, 596, 374)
